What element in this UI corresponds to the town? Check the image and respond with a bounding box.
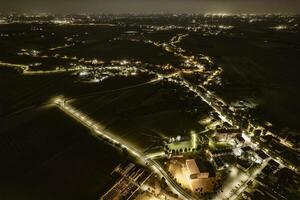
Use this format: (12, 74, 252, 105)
(0, 12, 299, 200)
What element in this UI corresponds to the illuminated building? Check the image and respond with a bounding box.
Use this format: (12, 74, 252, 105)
(184, 159, 215, 193)
(186, 159, 209, 179)
(213, 128, 241, 142)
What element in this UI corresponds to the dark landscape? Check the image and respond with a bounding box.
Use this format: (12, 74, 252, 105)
(0, 7, 299, 200)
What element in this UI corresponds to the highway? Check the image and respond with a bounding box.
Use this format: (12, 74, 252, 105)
(53, 97, 196, 200)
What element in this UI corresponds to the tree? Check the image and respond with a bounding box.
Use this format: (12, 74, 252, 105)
(161, 177, 168, 190)
(122, 148, 129, 160)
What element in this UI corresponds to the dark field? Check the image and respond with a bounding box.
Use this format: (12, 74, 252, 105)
(0, 70, 153, 116)
(0, 107, 123, 200)
(71, 81, 209, 151)
(0, 23, 180, 68)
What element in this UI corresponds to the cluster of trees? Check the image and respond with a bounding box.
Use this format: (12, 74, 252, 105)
(165, 145, 199, 155)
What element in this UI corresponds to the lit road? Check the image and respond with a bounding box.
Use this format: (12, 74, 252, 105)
(148, 159, 196, 200)
(180, 77, 234, 126)
(24, 68, 83, 75)
(0, 61, 29, 71)
(0, 61, 84, 75)
(145, 151, 166, 159)
(53, 97, 196, 200)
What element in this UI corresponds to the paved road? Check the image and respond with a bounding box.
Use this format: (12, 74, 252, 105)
(148, 159, 196, 200)
(0, 61, 84, 75)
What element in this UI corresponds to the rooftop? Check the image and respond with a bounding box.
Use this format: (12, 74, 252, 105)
(186, 159, 200, 175)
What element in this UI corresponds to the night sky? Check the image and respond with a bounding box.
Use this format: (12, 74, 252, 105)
(0, 0, 299, 14)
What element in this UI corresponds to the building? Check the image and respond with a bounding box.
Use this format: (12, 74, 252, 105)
(214, 128, 241, 142)
(236, 158, 252, 171)
(268, 159, 280, 170)
(235, 134, 245, 146)
(185, 159, 215, 193)
(207, 149, 234, 157)
(213, 157, 227, 171)
(254, 150, 269, 163)
(186, 159, 209, 179)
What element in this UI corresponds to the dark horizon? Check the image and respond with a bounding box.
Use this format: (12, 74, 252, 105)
(0, 0, 300, 14)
